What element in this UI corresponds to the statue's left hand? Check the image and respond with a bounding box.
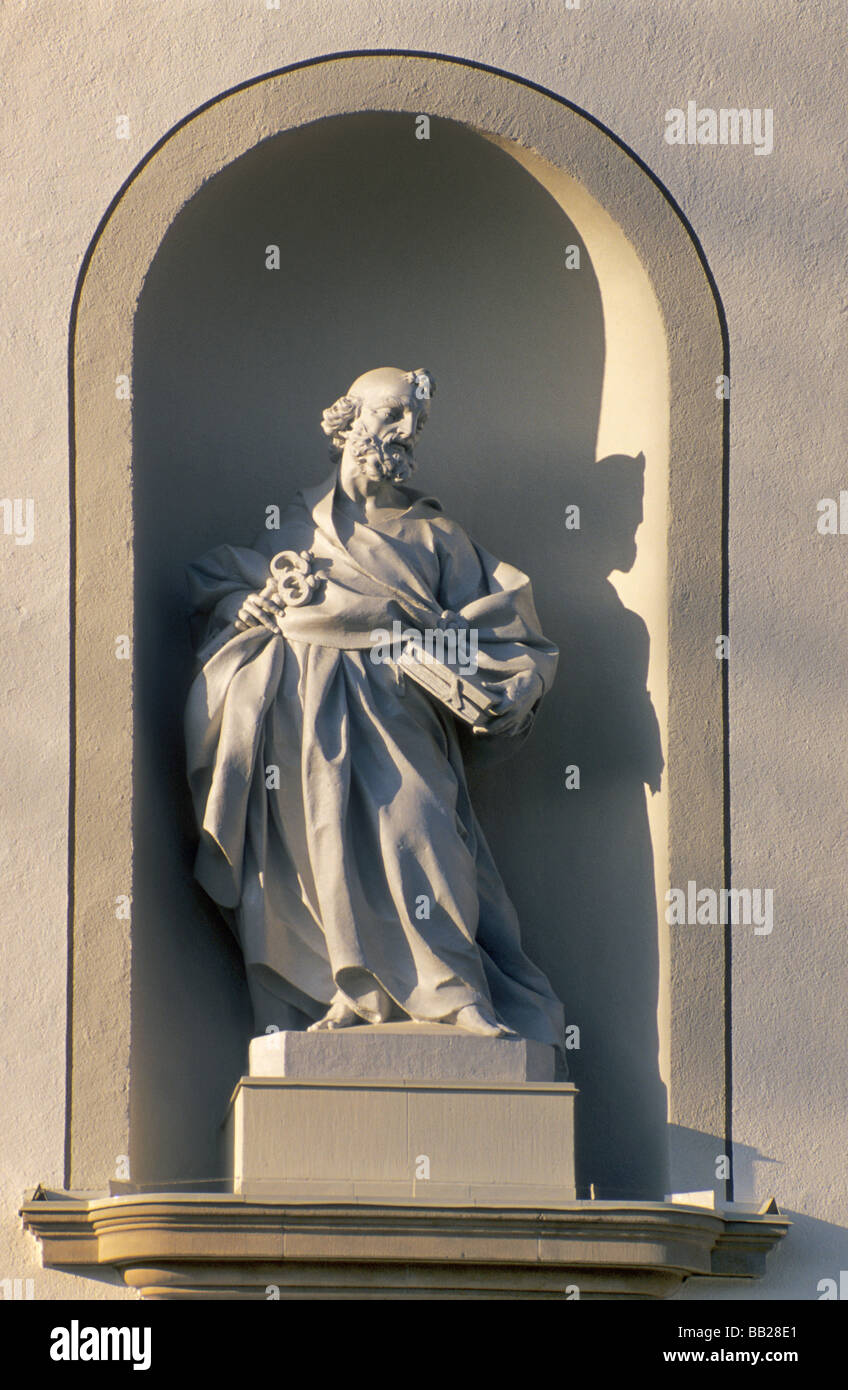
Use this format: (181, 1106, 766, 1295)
(479, 670, 544, 736)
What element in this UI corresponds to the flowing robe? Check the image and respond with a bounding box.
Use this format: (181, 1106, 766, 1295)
(185, 471, 564, 1046)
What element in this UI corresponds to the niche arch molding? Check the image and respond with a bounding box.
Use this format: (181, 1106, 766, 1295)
(67, 51, 727, 1197)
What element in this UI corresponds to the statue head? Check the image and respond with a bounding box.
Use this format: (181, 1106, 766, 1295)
(321, 366, 436, 483)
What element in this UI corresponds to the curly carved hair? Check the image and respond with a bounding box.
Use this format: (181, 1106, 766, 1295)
(320, 369, 436, 461)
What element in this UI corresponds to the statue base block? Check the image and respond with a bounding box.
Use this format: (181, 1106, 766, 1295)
(223, 1026, 577, 1200)
(248, 1020, 556, 1082)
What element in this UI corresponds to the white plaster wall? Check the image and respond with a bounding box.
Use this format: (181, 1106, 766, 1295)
(2, 0, 845, 1299)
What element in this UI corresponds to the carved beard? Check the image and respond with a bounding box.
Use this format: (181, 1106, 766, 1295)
(346, 419, 415, 483)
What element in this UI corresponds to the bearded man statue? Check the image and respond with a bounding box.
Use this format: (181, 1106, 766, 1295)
(184, 366, 564, 1047)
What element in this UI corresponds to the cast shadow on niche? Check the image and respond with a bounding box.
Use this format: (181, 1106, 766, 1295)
(467, 452, 669, 1199)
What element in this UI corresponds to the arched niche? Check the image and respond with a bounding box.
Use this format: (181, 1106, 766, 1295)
(67, 53, 726, 1203)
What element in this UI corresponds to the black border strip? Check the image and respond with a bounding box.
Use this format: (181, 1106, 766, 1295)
(64, 47, 731, 1194)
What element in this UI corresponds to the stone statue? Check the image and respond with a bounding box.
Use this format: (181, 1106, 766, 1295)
(185, 366, 564, 1047)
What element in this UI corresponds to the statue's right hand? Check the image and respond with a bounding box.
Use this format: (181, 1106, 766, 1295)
(234, 579, 285, 633)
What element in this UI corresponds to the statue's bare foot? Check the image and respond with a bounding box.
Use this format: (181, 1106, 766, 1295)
(455, 1003, 518, 1038)
(307, 996, 362, 1031)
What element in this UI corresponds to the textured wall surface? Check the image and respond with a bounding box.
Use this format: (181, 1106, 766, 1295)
(2, 0, 846, 1299)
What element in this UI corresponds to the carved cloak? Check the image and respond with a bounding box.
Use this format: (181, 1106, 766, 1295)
(185, 471, 564, 1045)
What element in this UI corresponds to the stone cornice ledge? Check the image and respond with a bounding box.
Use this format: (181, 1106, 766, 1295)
(21, 1191, 788, 1299)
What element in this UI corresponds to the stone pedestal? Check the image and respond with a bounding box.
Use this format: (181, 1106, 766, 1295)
(223, 1024, 577, 1201)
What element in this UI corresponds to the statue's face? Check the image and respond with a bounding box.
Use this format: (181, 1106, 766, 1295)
(344, 376, 429, 484)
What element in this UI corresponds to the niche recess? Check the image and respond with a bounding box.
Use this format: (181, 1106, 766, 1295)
(66, 53, 726, 1206)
